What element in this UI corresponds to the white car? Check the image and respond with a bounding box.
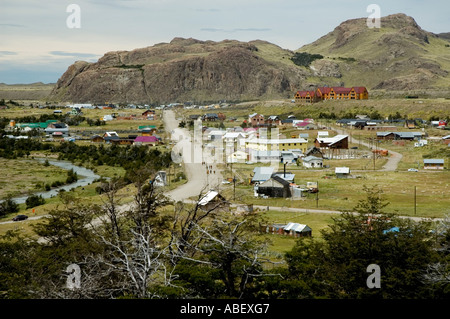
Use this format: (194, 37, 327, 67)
(408, 168, 418, 172)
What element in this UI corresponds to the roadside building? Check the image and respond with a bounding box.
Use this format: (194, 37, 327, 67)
(302, 156, 323, 168)
(256, 176, 291, 198)
(198, 190, 230, 212)
(423, 159, 444, 170)
(283, 223, 312, 237)
(335, 167, 351, 178)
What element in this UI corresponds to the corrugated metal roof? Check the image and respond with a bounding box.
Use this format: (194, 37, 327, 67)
(335, 167, 350, 174)
(272, 173, 295, 182)
(198, 190, 219, 205)
(423, 159, 444, 164)
(302, 156, 322, 162)
(252, 167, 274, 182)
(284, 223, 311, 233)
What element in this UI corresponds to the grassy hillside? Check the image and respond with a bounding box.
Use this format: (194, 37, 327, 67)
(297, 14, 450, 94)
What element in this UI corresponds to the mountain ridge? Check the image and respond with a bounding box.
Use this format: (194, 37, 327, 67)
(48, 13, 450, 104)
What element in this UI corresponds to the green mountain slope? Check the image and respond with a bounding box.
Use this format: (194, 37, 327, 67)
(297, 13, 450, 93)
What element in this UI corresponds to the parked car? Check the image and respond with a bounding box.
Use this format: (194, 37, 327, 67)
(12, 215, 28, 221)
(408, 168, 418, 172)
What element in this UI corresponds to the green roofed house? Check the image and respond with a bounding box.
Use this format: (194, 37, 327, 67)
(138, 125, 157, 130)
(17, 120, 58, 129)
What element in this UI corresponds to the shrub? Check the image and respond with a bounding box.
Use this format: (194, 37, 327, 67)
(290, 52, 324, 67)
(25, 194, 45, 209)
(0, 197, 19, 216)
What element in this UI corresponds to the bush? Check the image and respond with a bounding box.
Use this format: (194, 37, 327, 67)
(0, 197, 19, 216)
(290, 52, 324, 67)
(25, 195, 45, 209)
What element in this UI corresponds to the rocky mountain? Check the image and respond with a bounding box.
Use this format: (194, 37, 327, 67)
(49, 38, 309, 104)
(298, 13, 450, 92)
(49, 13, 450, 103)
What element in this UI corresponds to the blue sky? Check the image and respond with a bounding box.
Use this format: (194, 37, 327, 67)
(0, 0, 449, 84)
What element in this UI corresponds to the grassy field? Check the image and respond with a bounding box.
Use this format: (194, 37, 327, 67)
(218, 162, 450, 219)
(0, 158, 68, 199)
(259, 210, 338, 255)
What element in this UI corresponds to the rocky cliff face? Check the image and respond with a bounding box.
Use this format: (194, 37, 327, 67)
(50, 38, 304, 104)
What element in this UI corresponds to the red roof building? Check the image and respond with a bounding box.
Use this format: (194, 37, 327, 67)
(295, 86, 368, 103)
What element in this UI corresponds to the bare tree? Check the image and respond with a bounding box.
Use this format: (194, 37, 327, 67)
(192, 216, 280, 298)
(423, 214, 450, 285)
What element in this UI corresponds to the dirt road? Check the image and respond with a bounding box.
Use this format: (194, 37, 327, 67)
(335, 127, 403, 171)
(163, 110, 223, 202)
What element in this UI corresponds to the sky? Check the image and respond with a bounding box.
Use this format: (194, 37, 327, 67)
(1, 0, 449, 84)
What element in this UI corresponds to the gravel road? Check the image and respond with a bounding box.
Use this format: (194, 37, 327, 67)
(334, 127, 403, 171)
(163, 110, 223, 202)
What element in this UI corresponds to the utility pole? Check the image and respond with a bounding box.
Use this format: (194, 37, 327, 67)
(233, 176, 236, 201)
(414, 186, 417, 216)
(316, 180, 319, 208)
(373, 137, 376, 171)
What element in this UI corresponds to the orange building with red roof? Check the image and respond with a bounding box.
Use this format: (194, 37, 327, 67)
(295, 86, 368, 103)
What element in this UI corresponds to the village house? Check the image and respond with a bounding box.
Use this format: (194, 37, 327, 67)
(189, 114, 201, 121)
(222, 132, 246, 144)
(302, 156, 324, 168)
(91, 135, 104, 143)
(227, 150, 248, 163)
(283, 222, 312, 237)
(251, 167, 275, 183)
(295, 120, 316, 130)
(217, 112, 226, 121)
(141, 109, 157, 120)
(133, 135, 158, 146)
(314, 135, 349, 149)
(45, 122, 69, 137)
(265, 116, 282, 126)
(272, 171, 296, 183)
(281, 151, 299, 164)
(442, 135, 450, 145)
(207, 129, 226, 141)
(304, 146, 324, 158)
(251, 150, 281, 163)
(245, 137, 308, 153)
(256, 175, 291, 198)
(378, 132, 424, 141)
(423, 159, 444, 170)
(404, 120, 416, 129)
(335, 167, 351, 178)
(198, 190, 230, 213)
(249, 113, 265, 127)
(202, 113, 219, 121)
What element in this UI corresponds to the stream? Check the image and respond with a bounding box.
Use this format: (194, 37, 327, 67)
(2, 158, 101, 204)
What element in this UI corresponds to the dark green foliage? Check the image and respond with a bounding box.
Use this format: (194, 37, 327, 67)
(66, 168, 78, 184)
(0, 137, 172, 180)
(290, 52, 324, 67)
(280, 186, 441, 299)
(25, 194, 45, 209)
(0, 197, 19, 217)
